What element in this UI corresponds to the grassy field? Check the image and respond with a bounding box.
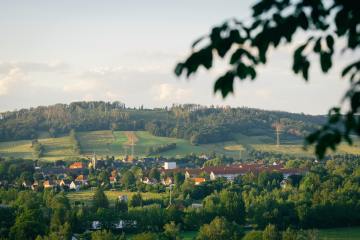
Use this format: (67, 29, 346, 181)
(251, 142, 360, 156)
(178, 227, 360, 240)
(1, 130, 359, 160)
(39, 136, 79, 161)
(79, 130, 121, 157)
(0, 135, 79, 161)
(0, 140, 33, 159)
(318, 227, 360, 239)
(67, 190, 166, 205)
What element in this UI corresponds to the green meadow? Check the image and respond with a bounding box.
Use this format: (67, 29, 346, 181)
(178, 227, 360, 240)
(1, 130, 359, 161)
(67, 190, 166, 206)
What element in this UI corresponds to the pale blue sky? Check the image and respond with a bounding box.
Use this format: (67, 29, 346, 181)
(0, 0, 353, 114)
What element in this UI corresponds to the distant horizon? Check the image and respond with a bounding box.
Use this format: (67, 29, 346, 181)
(0, 99, 326, 116)
(0, 0, 354, 115)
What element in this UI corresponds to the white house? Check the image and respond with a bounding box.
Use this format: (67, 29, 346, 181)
(69, 181, 81, 191)
(164, 162, 176, 170)
(118, 195, 128, 202)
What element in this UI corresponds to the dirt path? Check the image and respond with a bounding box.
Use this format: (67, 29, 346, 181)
(123, 131, 139, 146)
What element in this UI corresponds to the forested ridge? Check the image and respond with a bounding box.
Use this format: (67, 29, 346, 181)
(0, 101, 325, 144)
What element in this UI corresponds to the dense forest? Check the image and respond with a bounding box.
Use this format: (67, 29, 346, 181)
(0, 101, 325, 144)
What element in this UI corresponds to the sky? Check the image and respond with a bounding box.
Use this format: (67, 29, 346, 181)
(0, 0, 355, 114)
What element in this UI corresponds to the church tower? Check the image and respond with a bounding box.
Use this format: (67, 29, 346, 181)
(92, 152, 97, 170)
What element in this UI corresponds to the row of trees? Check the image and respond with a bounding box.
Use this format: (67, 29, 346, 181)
(0, 101, 324, 145)
(147, 143, 177, 155)
(31, 139, 44, 158)
(0, 156, 359, 239)
(69, 130, 81, 155)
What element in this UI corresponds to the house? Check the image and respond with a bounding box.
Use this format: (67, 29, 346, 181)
(41, 167, 66, 177)
(161, 177, 173, 186)
(69, 181, 81, 191)
(91, 221, 101, 230)
(164, 162, 176, 170)
(118, 195, 128, 202)
(109, 176, 118, 184)
(141, 177, 157, 185)
(192, 177, 206, 185)
(75, 174, 88, 185)
(69, 162, 86, 169)
(199, 154, 209, 160)
(280, 179, 290, 189)
(58, 179, 71, 188)
(43, 180, 57, 189)
(22, 181, 32, 188)
(31, 181, 39, 191)
(123, 155, 134, 163)
(185, 169, 203, 179)
(111, 170, 117, 177)
(191, 203, 203, 208)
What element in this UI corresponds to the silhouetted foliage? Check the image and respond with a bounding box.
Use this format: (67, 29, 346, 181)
(175, 0, 360, 158)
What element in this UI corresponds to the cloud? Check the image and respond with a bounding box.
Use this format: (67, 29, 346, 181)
(154, 83, 192, 101)
(0, 67, 27, 96)
(63, 80, 100, 92)
(255, 89, 272, 99)
(0, 61, 68, 74)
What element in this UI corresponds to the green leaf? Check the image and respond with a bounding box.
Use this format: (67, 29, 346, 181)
(342, 60, 360, 77)
(350, 92, 360, 112)
(320, 52, 332, 73)
(192, 36, 205, 48)
(214, 72, 235, 98)
(298, 11, 309, 30)
(236, 63, 248, 79)
(174, 63, 184, 76)
(216, 37, 233, 58)
(302, 60, 310, 81)
(248, 66, 256, 80)
(313, 38, 321, 53)
(326, 35, 334, 52)
(210, 27, 221, 44)
(230, 48, 257, 65)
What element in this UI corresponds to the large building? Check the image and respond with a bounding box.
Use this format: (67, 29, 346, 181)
(164, 162, 176, 170)
(183, 163, 306, 181)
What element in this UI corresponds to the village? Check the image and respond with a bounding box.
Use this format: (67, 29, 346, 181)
(12, 153, 307, 193)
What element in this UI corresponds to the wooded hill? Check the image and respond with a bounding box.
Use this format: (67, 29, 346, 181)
(0, 101, 325, 144)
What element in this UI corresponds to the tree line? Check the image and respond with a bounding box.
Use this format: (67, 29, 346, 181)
(0, 101, 325, 146)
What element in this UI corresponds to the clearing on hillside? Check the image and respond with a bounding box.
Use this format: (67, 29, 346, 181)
(123, 131, 139, 146)
(78, 130, 127, 157)
(0, 140, 33, 159)
(39, 136, 79, 161)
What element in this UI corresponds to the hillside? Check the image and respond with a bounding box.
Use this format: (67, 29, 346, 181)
(1, 101, 346, 160)
(1, 129, 360, 161)
(0, 101, 325, 143)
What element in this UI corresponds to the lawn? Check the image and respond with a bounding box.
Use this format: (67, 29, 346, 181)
(0, 136, 79, 161)
(67, 190, 166, 206)
(178, 228, 360, 240)
(78, 130, 127, 157)
(1, 130, 359, 160)
(0, 140, 33, 159)
(318, 227, 360, 240)
(252, 141, 360, 156)
(39, 135, 79, 161)
(120, 131, 243, 158)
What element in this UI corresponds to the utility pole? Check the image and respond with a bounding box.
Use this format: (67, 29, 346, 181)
(131, 136, 134, 157)
(169, 184, 174, 206)
(274, 122, 283, 147)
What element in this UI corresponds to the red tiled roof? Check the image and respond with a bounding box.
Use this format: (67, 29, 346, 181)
(192, 178, 206, 183)
(69, 162, 85, 169)
(187, 163, 307, 176)
(75, 175, 87, 181)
